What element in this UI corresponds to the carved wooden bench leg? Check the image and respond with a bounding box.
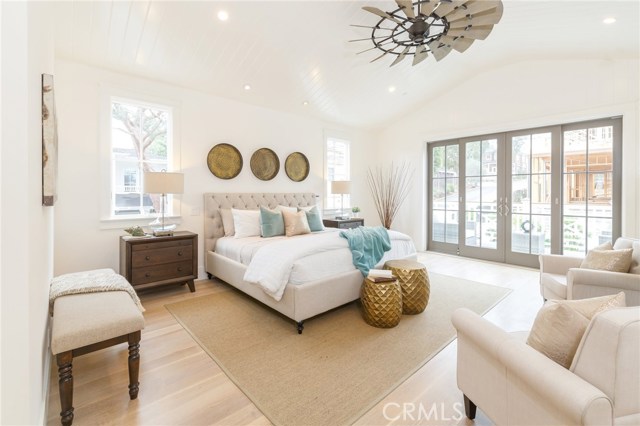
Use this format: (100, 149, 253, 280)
(128, 330, 141, 400)
(56, 351, 74, 426)
(464, 394, 477, 419)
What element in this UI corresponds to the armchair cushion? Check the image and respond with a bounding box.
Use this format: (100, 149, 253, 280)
(580, 248, 633, 273)
(526, 293, 626, 368)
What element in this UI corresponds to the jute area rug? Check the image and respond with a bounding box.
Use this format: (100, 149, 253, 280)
(165, 272, 510, 426)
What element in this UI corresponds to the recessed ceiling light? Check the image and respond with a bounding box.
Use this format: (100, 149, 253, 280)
(302, 101, 309, 106)
(603, 17, 616, 24)
(388, 86, 396, 93)
(243, 84, 251, 91)
(217, 10, 229, 21)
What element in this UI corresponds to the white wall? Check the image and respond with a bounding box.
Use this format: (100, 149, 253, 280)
(0, 2, 55, 424)
(374, 58, 640, 250)
(54, 60, 376, 277)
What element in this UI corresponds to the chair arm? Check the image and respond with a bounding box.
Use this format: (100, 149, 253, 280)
(453, 308, 613, 425)
(539, 254, 584, 275)
(500, 341, 613, 425)
(452, 308, 515, 358)
(568, 268, 640, 297)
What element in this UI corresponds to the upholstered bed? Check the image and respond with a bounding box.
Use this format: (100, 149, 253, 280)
(203, 192, 416, 333)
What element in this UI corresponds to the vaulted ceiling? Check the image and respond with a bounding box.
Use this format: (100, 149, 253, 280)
(54, 1, 640, 129)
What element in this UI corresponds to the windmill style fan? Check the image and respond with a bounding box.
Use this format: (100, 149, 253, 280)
(351, 0, 503, 66)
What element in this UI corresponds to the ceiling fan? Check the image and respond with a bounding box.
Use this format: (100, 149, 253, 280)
(351, 0, 504, 67)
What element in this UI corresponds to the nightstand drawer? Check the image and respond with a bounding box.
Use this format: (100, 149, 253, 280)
(132, 245, 193, 268)
(338, 221, 361, 229)
(131, 261, 193, 285)
(323, 218, 364, 229)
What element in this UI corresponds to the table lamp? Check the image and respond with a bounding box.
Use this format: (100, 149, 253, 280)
(331, 180, 351, 219)
(144, 171, 184, 236)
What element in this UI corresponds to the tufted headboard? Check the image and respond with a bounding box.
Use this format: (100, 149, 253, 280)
(203, 193, 317, 253)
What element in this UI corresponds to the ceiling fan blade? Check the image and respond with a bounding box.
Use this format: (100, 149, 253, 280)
(449, 8, 502, 29)
(448, 25, 494, 40)
(412, 46, 429, 66)
(439, 35, 475, 52)
(449, 3, 503, 28)
(446, 0, 501, 22)
(390, 46, 411, 66)
(418, 1, 439, 17)
(362, 6, 402, 24)
(433, 0, 467, 18)
(395, 0, 415, 19)
(427, 39, 453, 61)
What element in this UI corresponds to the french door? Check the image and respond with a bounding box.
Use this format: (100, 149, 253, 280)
(428, 118, 621, 268)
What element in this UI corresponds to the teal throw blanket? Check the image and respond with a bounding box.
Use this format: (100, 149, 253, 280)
(339, 226, 391, 276)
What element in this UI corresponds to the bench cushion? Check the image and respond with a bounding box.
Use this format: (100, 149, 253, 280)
(51, 291, 145, 355)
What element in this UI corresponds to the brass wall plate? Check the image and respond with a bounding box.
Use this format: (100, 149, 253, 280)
(207, 143, 243, 179)
(250, 148, 280, 181)
(284, 152, 309, 182)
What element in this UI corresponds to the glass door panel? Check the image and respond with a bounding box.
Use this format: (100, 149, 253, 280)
(505, 130, 554, 267)
(562, 121, 618, 255)
(429, 142, 460, 253)
(459, 136, 504, 262)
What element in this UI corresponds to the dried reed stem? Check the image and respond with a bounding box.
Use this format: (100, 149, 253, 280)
(366, 162, 413, 229)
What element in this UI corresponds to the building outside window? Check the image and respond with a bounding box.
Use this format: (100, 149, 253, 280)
(325, 137, 350, 212)
(110, 97, 173, 217)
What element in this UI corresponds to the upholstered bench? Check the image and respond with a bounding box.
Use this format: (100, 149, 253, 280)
(51, 290, 145, 426)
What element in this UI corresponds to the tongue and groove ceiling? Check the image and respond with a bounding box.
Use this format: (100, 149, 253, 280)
(54, 1, 640, 129)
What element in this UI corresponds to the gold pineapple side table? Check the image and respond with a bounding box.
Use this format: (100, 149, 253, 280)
(361, 278, 402, 328)
(384, 259, 430, 314)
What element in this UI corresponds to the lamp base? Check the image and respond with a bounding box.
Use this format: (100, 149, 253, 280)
(153, 229, 174, 237)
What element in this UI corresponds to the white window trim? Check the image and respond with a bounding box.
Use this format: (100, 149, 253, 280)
(324, 131, 351, 217)
(99, 86, 182, 229)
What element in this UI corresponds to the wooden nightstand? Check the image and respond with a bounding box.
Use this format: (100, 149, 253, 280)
(120, 231, 198, 293)
(323, 218, 364, 229)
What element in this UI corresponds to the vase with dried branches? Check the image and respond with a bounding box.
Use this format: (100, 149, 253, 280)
(366, 162, 413, 229)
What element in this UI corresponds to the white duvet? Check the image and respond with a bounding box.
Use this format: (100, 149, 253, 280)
(241, 229, 415, 301)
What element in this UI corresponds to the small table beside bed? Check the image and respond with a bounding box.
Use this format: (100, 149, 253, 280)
(203, 192, 417, 333)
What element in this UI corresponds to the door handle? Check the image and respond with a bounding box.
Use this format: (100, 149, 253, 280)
(503, 203, 510, 216)
(497, 204, 503, 216)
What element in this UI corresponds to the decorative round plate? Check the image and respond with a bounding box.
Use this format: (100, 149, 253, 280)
(207, 143, 243, 179)
(250, 148, 280, 181)
(285, 152, 309, 182)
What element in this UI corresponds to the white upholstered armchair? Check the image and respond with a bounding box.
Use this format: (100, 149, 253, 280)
(539, 238, 640, 305)
(452, 306, 640, 425)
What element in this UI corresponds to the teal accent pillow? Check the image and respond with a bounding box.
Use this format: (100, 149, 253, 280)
(299, 205, 324, 232)
(259, 206, 285, 237)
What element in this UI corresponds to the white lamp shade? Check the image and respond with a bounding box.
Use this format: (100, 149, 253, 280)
(144, 172, 184, 194)
(331, 180, 351, 194)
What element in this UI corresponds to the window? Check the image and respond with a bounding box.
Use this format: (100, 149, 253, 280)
(110, 98, 173, 218)
(325, 137, 350, 211)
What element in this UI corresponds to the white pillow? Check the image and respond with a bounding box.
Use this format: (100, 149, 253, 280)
(231, 208, 261, 238)
(277, 205, 297, 214)
(297, 205, 315, 212)
(220, 208, 235, 237)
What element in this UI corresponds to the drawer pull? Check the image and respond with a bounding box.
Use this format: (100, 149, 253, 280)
(145, 273, 151, 278)
(145, 256, 150, 260)
(178, 251, 183, 256)
(177, 267, 183, 272)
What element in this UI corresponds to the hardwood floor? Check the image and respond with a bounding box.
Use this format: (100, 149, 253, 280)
(46, 252, 542, 426)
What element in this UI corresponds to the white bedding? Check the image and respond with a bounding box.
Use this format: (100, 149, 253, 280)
(214, 228, 416, 300)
